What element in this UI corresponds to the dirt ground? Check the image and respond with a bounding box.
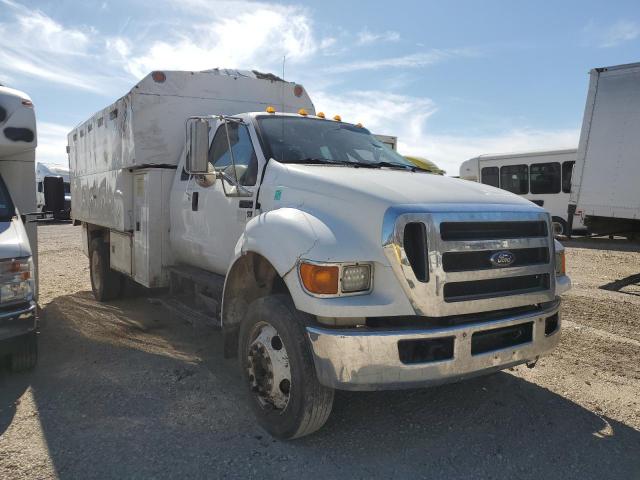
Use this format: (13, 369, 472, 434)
(0, 223, 638, 479)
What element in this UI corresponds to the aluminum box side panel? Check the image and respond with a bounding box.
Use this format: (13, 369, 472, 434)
(68, 94, 135, 177)
(132, 168, 174, 288)
(130, 73, 314, 169)
(71, 168, 133, 231)
(109, 230, 132, 275)
(571, 65, 640, 220)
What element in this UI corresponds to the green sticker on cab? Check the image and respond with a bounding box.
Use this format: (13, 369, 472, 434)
(274, 189, 282, 201)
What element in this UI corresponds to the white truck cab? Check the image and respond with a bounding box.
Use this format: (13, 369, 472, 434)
(69, 69, 570, 438)
(0, 85, 39, 371)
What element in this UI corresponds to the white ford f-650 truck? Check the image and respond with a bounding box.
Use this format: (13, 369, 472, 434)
(68, 69, 571, 438)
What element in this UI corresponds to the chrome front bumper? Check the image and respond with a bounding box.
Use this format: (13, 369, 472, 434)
(307, 299, 561, 391)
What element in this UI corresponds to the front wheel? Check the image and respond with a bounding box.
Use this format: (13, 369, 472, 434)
(10, 332, 38, 372)
(239, 295, 334, 439)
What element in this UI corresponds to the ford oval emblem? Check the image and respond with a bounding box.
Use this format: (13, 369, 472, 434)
(490, 251, 515, 267)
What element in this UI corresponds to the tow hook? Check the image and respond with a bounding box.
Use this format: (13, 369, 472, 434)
(526, 356, 539, 369)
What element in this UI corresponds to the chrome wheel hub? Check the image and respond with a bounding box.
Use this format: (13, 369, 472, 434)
(247, 323, 291, 411)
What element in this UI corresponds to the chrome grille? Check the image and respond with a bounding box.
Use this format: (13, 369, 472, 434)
(382, 205, 556, 316)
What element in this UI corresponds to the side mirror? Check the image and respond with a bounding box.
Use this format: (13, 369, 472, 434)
(186, 118, 209, 174)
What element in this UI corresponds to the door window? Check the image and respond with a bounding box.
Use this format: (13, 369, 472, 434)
(562, 161, 574, 193)
(209, 123, 258, 186)
(481, 166, 499, 187)
(500, 164, 529, 194)
(530, 162, 561, 194)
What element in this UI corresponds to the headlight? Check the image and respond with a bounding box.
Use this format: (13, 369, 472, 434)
(341, 265, 372, 293)
(299, 261, 372, 296)
(0, 257, 34, 304)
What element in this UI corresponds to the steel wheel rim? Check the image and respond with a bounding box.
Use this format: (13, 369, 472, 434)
(246, 321, 292, 411)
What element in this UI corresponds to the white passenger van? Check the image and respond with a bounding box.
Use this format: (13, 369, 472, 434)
(0, 85, 39, 371)
(459, 149, 585, 236)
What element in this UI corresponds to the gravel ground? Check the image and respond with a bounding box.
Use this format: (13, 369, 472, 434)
(0, 223, 638, 479)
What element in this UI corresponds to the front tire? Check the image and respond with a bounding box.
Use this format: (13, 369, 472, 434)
(239, 295, 334, 439)
(10, 332, 38, 372)
(89, 238, 123, 302)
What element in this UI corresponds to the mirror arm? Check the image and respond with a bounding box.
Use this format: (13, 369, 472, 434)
(215, 171, 253, 197)
(223, 121, 239, 184)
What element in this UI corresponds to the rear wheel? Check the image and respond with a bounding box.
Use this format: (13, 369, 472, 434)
(239, 295, 334, 439)
(89, 238, 123, 301)
(552, 217, 568, 237)
(10, 332, 37, 372)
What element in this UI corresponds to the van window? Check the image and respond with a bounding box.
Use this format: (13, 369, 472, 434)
(0, 175, 16, 221)
(38, 181, 43, 193)
(209, 122, 258, 186)
(530, 162, 561, 194)
(480, 167, 499, 187)
(500, 164, 528, 194)
(562, 161, 574, 193)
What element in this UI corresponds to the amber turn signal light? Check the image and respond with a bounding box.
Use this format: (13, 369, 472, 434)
(299, 263, 339, 295)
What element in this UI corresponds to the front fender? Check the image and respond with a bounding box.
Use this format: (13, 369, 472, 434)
(227, 208, 415, 318)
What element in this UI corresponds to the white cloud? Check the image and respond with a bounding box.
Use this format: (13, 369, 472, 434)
(357, 29, 400, 45)
(0, 0, 319, 93)
(313, 90, 578, 175)
(37, 122, 72, 165)
(0, 0, 128, 93)
(331, 48, 478, 73)
(124, 4, 318, 78)
(585, 19, 640, 48)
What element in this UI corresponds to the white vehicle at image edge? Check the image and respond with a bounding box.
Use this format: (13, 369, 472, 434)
(569, 62, 640, 239)
(0, 85, 39, 371)
(68, 69, 571, 439)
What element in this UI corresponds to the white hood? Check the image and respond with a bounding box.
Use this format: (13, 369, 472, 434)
(259, 162, 543, 263)
(262, 161, 536, 209)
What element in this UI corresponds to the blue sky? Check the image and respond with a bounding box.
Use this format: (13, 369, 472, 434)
(1, 0, 639, 173)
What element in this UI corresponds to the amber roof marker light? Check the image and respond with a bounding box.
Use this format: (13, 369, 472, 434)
(151, 71, 166, 83)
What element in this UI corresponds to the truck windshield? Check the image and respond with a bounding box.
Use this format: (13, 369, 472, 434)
(257, 116, 416, 169)
(0, 175, 16, 221)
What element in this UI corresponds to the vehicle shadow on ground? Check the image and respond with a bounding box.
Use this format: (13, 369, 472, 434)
(0, 367, 30, 437)
(8, 291, 640, 479)
(600, 272, 640, 296)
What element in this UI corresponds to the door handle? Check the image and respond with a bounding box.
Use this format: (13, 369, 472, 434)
(192, 191, 199, 211)
(238, 200, 253, 209)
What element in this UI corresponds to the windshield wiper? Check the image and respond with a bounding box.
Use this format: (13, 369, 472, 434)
(286, 157, 366, 167)
(284, 158, 427, 172)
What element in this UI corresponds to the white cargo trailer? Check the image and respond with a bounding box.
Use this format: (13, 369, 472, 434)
(69, 68, 570, 439)
(460, 149, 586, 236)
(569, 62, 640, 238)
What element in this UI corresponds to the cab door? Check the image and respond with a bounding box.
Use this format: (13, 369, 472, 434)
(177, 119, 261, 275)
